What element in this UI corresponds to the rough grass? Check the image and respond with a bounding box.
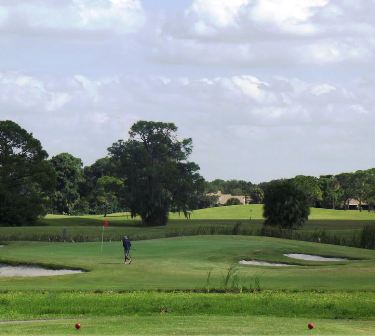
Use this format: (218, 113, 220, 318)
(0, 291, 374, 320)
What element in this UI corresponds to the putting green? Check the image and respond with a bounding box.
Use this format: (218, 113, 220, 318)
(0, 236, 374, 291)
(1, 316, 374, 335)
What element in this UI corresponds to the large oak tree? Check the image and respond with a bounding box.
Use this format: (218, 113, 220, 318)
(108, 121, 204, 226)
(0, 120, 55, 225)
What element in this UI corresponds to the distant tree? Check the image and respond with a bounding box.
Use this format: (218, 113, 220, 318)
(336, 173, 355, 209)
(249, 186, 264, 204)
(225, 198, 242, 206)
(81, 157, 113, 197)
(95, 176, 124, 217)
(205, 179, 225, 194)
(0, 120, 55, 225)
(196, 194, 219, 209)
(319, 175, 340, 209)
(263, 180, 310, 229)
(291, 175, 322, 207)
(108, 121, 204, 226)
(50, 153, 83, 214)
(80, 157, 121, 214)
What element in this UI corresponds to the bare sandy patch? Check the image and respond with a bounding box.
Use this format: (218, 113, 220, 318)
(284, 254, 347, 261)
(239, 260, 293, 267)
(0, 264, 83, 277)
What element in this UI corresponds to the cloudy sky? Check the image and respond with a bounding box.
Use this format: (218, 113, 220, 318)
(1, 0, 374, 182)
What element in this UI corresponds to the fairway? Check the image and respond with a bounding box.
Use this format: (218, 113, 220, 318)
(171, 205, 375, 220)
(41, 205, 375, 224)
(1, 236, 375, 291)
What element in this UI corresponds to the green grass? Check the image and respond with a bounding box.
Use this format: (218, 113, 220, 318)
(171, 205, 375, 220)
(1, 292, 374, 320)
(1, 236, 375, 335)
(40, 205, 375, 224)
(2, 315, 374, 335)
(1, 236, 374, 291)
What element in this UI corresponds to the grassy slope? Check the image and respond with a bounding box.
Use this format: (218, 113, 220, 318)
(0, 236, 374, 291)
(171, 205, 375, 220)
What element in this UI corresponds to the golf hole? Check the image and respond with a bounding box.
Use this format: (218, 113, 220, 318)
(0, 264, 83, 277)
(284, 254, 348, 261)
(239, 260, 293, 267)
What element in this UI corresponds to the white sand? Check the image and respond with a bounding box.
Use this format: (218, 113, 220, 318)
(284, 254, 347, 261)
(239, 260, 293, 267)
(0, 265, 82, 277)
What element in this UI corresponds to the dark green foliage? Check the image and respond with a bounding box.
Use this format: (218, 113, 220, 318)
(291, 175, 322, 207)
(225, 198, 241, 206)
(108, 121, 204, 226)
(95, 176, 124, 216)
(50, 153, 83, 214)
(249, 186, 264, 204)
(0, 120, 55, 225)
(195, 194, 219, 209)
(263, 180, 310, 228)
(205, 179, 252, 196)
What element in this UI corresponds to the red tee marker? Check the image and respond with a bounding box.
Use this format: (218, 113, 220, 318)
(103, 220, 109, 228)
(75, 323, 81, 330)
(308, 323, 315, 330)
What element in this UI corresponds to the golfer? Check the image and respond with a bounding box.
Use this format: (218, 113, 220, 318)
(122, 236, 132, 264)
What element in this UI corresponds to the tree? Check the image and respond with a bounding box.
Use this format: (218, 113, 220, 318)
(319, 175, 340, 209)
(108, 121, 204, 226)
(291, 175, 322, 207)
(0, 120, 55, 225)
(50, 153, 83, 214)
(95, 176, 124, 216)
(249, 186, 264, 204)
(263, 180, 310, 229)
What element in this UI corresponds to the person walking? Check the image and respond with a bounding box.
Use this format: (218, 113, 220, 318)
(122, 236, 132, 264)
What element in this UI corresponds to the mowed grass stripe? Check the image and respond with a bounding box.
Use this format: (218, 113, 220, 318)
(0, 316, 374, 336)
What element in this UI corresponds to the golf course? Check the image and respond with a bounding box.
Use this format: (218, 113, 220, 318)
(1, 225, 375, 335)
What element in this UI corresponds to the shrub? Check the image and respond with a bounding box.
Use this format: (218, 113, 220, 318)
(263, 180, 310, 229)
(225, 198, 242, 206)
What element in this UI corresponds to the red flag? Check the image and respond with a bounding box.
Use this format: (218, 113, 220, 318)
(103, 220, 109, 228)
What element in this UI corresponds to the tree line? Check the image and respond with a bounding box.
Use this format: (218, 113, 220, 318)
(0, 120, 204, 226)
(1, 120, 374, 228)
(205, 171, 375, 211)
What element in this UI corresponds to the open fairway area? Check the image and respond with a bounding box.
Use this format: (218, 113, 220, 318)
(1, 236, 375, 291)
(0, 236, 375, 335)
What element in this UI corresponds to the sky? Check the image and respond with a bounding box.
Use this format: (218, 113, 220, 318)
(1, 0, 374, 183)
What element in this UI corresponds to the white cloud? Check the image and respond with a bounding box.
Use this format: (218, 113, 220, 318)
(251, 0, 329, 34)
(1, 71, 375, 181)
(0, 0, 145, 34)
(159, 0, 375, 66)
(188, 0, 249, 31)
(0, 72, 71, 112)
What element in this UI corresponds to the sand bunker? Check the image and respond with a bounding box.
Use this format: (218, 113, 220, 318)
(0, 264, 83, 277)
(239, 260, 292, 267)
(284, 254, 347, 261)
